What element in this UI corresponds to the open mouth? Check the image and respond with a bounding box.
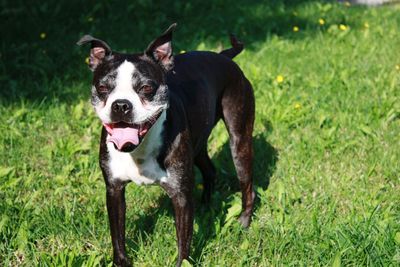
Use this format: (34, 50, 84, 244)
(103, 115, 160, 153)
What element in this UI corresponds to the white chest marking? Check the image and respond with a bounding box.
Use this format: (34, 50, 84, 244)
(107, 111, 167, 185)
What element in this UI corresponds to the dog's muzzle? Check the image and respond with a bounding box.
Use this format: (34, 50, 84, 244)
(104, 110, 163, 153)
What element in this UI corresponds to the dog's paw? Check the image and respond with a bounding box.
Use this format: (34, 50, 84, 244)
(238, 212, 252, 228)
(238, 190, 256, 228)
(114, 256, 132, 267)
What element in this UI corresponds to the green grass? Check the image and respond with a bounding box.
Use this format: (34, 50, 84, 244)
(1, 0, 400, 266)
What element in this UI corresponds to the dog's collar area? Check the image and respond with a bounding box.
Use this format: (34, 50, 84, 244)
(103, 110, 164, 152)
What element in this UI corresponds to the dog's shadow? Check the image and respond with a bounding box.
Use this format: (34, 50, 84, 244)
(125, 127, 278, 263)
(191, 130, 278, 261)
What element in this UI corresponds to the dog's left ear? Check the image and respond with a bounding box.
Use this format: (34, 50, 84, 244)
(145, 23, 177, 71)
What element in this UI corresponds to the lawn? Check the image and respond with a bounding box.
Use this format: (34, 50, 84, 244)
(1, 0, 400, 266)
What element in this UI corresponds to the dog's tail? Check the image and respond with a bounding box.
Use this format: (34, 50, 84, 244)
(219, 34, 244, 59)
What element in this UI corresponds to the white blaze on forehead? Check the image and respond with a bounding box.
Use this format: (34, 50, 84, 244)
(115, 61, 135, 91)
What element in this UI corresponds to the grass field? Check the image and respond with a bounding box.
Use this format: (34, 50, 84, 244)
(1, 0, 400, 266)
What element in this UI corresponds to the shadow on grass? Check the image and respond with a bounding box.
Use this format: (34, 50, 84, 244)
(1, 0, 323, 102)
(191, 132, 278, 262)
(125, 193, 173, 257)
(123, 131, 278, 263)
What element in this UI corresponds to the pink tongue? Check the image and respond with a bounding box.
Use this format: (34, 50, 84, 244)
(104, 123, 139, 150)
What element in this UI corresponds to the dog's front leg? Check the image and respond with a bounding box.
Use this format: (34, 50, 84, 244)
(173, 190, 194, 266)
(162, 181, 194, 266)
(106, 181, 131, 267)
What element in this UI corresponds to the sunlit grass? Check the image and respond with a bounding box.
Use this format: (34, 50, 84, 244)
(1, 1, 399, 266)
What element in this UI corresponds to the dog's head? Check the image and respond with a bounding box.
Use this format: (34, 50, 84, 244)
(78, 24, 176, 152)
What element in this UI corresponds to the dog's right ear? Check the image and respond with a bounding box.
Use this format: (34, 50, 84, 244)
(77, 35, 112, 71)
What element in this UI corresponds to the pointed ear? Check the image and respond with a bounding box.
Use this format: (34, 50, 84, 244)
(77, 35, 112, 71)
(145, 23, 177, 71)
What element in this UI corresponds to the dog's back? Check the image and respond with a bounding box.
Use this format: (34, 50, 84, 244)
(167, 49, 250, 154)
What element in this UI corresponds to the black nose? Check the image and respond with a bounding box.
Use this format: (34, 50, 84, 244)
(112, 99, 132, 115)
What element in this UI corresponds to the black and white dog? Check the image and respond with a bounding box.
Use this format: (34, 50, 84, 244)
(77, 24, 255, 266)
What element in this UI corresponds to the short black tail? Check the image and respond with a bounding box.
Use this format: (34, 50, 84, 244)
(219, 34, 244, 59)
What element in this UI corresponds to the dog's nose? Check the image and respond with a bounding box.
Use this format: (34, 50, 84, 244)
(112, 99, 132, 115)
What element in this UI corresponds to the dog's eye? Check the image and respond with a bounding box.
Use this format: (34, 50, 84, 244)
(141, 85, 154, 95)
(98, 85, 108, 94)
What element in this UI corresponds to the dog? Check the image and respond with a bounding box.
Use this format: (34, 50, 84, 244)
(77, 23, 255, 266)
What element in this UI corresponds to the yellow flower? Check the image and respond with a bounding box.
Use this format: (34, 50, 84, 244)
(364, 22, 369, 29)
(339, 24, 348, 31)
(344, 1, 351, 7)
(179, 50, 186, 54)
(318, 18, 325, 25)
(276, 75, 284, 83)
(85, 57, 90, 65)
(40, 32, 46, 39)
(197, 184, 204, 190)
(294, 103, 301, 109)
(396, 65, 400, 71)
(293, 26, 299, 32)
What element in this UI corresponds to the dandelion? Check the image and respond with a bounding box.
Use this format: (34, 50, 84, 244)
(197, 184, 204, 190)
(339, 24, 348, 31)
(293, 26, 299, 32)
(294, 103, 301, 109)
(85, 57, 90, 65)
(364, 22, 369, 29)
(40, 32, 46, 39)
(318, 18, 325, 25)
(396, 65, 400, 71)
(276, 75, 284, 83)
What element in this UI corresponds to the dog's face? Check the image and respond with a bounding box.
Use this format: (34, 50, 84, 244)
(78, 24, 176, 152)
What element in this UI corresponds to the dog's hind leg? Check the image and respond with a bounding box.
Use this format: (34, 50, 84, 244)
(221, 76, 256, 228)
(195, 149, 216, 204)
